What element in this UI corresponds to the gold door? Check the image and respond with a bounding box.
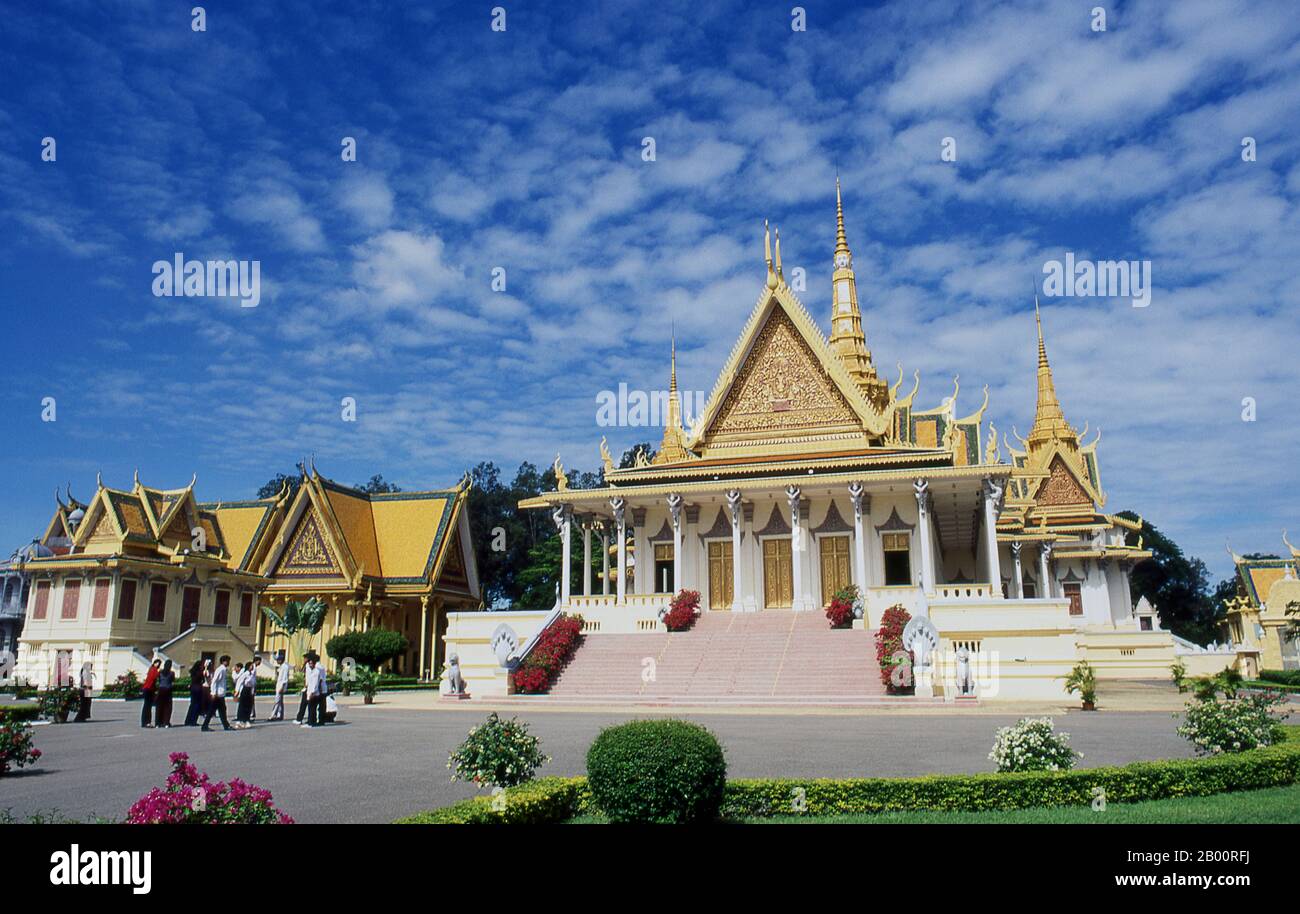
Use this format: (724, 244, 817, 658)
(819, 535, 852, 603)
(707, 540, 734, 610)
(762, 538, 793, 608)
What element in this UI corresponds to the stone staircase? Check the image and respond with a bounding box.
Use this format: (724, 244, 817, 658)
(544, 611, 905, 705)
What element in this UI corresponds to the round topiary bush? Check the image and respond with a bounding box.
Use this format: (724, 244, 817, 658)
(586, 719, 726, 823)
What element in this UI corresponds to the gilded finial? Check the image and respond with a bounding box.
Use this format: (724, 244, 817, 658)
(96, 471, 103, 488)
(774, 226, 784, 282)
(764, 220, 777, 289)
(133, 468, 140, 487)
(599, 436, 613, 473)
(553, 455, 569, 491)
(1283, 529, 1298, 559)
(984, 423, 1000, 464)
(834, 174, 850, 259)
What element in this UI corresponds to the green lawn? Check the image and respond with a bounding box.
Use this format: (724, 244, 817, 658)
(565, 783, 1300, 824)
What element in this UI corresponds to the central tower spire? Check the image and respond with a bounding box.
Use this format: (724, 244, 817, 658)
(1027, 292, 1077, 450)
(828, 178, 888, 408)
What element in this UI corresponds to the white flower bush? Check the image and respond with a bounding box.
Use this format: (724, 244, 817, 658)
(989, 717, 1079, 773)
(1177, 692, 1288, 755)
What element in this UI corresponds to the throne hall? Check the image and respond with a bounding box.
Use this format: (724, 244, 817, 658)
(446, 184, 1174, 700)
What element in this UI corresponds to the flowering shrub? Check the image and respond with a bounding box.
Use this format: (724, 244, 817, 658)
(825, 595, 854, 629)
(448, 712, 549, 788)
(114, 670, 142, 699)
(0, 721, 41, 776)
(511, 666, 549, 694)
(39, 686, 79, 722)
(1177, 692, 1289, 755)
(989, 718, 1078, 772)
(510, 613, 583, 694)
(663, 589, 701, 632)
(126, 753, 293, 824)
(874, 604, 912, 694)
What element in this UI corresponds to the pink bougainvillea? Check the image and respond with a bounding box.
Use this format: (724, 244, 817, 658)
(126, 753, 293, 824)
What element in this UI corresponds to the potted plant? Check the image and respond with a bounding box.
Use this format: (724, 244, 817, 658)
(1063, 660, 1098, 710)
(354, 666, 381, 705)
(39, 686, 80, 723)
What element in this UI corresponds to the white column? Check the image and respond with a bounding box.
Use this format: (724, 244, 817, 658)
(786, 486, 805, 610)
(1038, 542, 1052, 599)
(668, 493, 683, 596)
(913, 479, 936, 595)
(848, 482, 869, 623)
(600, 524, 610, 596)
(982, 477, 1003, 596)
(582, 520, 592, 597)
(611, 498, 626, 605)
(1010, 541, 1025, 599)
(726, 490, 743, 611)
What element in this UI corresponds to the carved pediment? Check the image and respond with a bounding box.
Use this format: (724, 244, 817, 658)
(705, 309, 857, 442)
(272, 510, 341, 578)
(1037, 455, 1094, 508)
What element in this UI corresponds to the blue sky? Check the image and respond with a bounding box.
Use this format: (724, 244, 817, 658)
(1, 0, 1297, 582)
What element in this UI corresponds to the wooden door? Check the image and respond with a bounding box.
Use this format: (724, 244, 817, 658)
(762, 538, 793, 609)
(181, 586, 201, 630)
(1063, 582, 1083, 616)
(708, 540, 733, 610)
(819, 535, 852, 604)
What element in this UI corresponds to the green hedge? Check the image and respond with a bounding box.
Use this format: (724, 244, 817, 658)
(396, 740, 1300, 824)
(1260, 670, 1300, 687)
(0, 703, 42, 723)
(395, 778, 592, 824)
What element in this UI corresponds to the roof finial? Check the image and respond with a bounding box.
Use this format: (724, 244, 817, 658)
(55, 487, 65, 509)
(835, 174, 850, 258)
(1034, 277, 1048, 370)
(764, 220, 777, 289)
(669, 322, 678, 396)
(774, 226, 784, 282)
(133, 468, 140, 487)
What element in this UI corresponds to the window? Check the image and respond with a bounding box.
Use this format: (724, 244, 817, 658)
(1023, 581, 1037, 598)
(213, 590, 230, 626)
(117, 579, 137, 620)
(61, 579, 81, 619)
(882, 532, 912, 586)
(180, 586, 201, 629)
(1139, 616, 1152, 631)
(32, 581, 50, 620)
(653, 543, 674, 594)
(91, 578, 110, 619)
(239, 593, 253, 627)
(147, 582, 168, 622)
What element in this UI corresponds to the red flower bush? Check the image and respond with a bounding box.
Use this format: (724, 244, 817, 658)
(825, 597, 855, 629)
(663, 589, 701, 632)
(510, 614, 584, 694)
(0, 721, 41, 776)
(874, 604, 914, 695)
(126, 753, 293, 824)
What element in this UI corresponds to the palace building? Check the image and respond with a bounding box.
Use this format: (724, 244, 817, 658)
(445, 184, 1174, 701)
(1220, 538, 1300, 672)
(13, 465, 480, 689)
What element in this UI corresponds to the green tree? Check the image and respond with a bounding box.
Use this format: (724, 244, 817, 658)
(619, 442, 657, 468)
(256, 472, 302, 501)
(325, 628, 409, 669)
(1118, 511, 1220, 644)
(356, 474, 401, 494)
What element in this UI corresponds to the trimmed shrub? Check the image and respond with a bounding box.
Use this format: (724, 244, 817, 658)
(511, 666, 549, 694)
(448, 712, 549, 788)
(663, 590, 701, 632)
(0, 720, 42, 775)
(1178, 692, 1289, 755)
(396, 777, 590, 824)
(989, 718, 1078, 772)
(586, 719, 726, 823)
(0, 702, 41, 724)
(325, 628, 410, 670)
(126, 753, 292, 824)
(874, 604, 913, 694)
(1260, 670, 1300, 688)
(399, 741, 1300, 823)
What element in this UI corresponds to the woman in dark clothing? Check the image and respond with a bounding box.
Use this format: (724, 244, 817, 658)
(154, 660, 175, 728)
(183, 659, 206, 726)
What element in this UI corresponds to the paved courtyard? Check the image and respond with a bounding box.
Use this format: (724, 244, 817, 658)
(0, 695, 1200, 823)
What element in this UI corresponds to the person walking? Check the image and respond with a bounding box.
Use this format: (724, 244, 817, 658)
(249, 655, 263, 720)
(140, 658, 161, 728)
(184, 659, 206, 726)
(234, 662, 255, 729)
(155, 660, 175, 728)
(201, 655, 233, 731)
(269, 650, 289, 721)
(304, 653, 326, 727)
(294, 654, 312, 726)
(73, 662, 95, 722)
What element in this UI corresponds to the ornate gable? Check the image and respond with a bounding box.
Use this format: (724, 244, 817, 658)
(1036, 455, 1094, 508)
(272, 508, 342, 578)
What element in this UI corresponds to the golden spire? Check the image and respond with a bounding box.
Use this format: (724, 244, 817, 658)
(827, 179, 887, 409)
(653, 328, 689, 464)
(1027, 291, 1078, 451)
(834, 174, 850, 262)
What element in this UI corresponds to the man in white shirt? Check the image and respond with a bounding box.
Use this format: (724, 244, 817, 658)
(201, 655, 234, 731)
(270, 651, 290, 721)
(303, 654, 327, 727)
